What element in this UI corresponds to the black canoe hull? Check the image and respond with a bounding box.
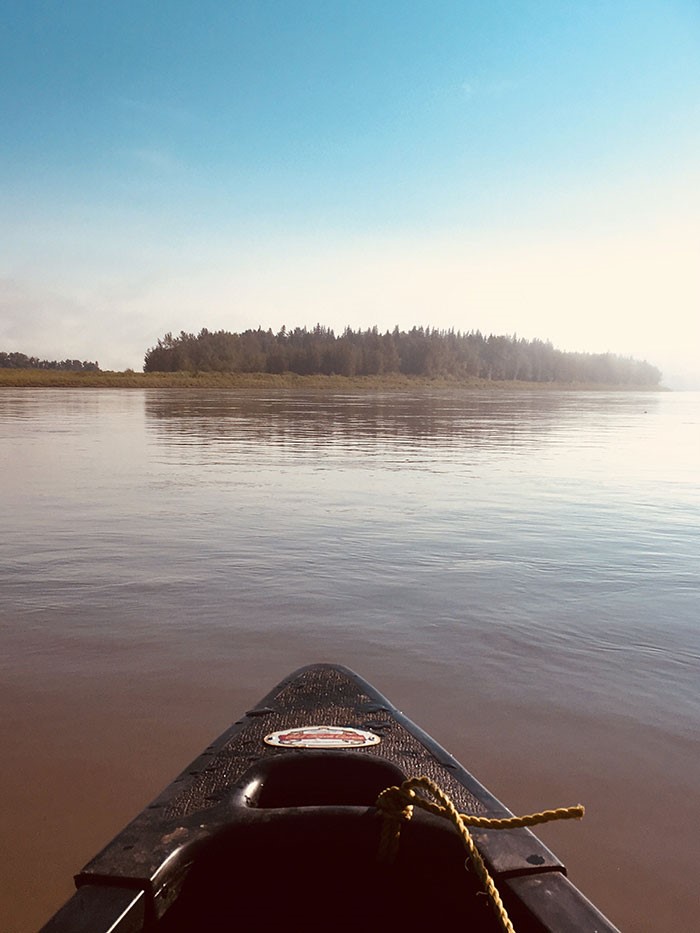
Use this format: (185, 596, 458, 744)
(41, 664, 619, 932)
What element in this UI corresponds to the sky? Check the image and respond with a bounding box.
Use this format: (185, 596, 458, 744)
(1, 1, 699, 386)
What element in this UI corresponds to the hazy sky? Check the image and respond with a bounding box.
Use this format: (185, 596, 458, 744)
(2, 1, 699, 385)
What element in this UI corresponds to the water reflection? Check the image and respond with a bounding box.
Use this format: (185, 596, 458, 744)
(144, 388, 659, 457)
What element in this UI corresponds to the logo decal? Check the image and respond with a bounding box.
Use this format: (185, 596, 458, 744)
(264, 725, 381, 748)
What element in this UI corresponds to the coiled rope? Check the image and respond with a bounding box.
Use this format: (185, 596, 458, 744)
(375, 776, 584, 933)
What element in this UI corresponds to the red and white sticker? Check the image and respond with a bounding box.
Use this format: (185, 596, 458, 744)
(263, 725, 381, 748)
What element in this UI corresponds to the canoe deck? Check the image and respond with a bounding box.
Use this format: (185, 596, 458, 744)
(41, 664, 620, 931)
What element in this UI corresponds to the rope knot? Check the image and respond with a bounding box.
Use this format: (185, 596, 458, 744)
(375, 784, 416, 863)
(376, 783, 416, 819)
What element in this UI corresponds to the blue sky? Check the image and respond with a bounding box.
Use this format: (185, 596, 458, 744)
(1, 1, 699, 384)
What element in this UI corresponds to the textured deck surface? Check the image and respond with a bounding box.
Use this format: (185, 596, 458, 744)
(164, 665, 487, 819)
(45, 666, 620, 933)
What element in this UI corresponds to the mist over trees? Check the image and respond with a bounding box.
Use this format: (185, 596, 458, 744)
(0, 352, 100, 371)
(143, 325, 661, 386)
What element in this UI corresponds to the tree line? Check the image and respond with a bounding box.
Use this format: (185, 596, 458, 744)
(0, 351, 100, 371)
(143, 325, 661, 386)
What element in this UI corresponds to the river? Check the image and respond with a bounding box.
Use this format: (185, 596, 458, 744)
(1, 387, 698, 931)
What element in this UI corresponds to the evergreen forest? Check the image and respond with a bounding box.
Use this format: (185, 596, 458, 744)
(0, 352, 100, 371)
(143, 326, 662, 386)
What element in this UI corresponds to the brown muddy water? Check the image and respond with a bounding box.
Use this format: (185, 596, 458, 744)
(1, 388, 698, 931)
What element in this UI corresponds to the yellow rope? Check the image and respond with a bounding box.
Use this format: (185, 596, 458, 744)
(375, 776, 584, 933)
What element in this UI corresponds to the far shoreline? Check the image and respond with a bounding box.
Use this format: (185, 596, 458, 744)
(0, 369, 667, 391)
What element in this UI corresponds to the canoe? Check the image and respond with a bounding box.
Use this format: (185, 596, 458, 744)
(41, 664, 619, 931)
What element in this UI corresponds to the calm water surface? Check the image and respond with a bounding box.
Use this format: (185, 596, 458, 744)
(1, 388, 698, 931)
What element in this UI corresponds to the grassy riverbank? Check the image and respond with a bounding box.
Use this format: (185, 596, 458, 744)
(0, 368, 665, 391)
